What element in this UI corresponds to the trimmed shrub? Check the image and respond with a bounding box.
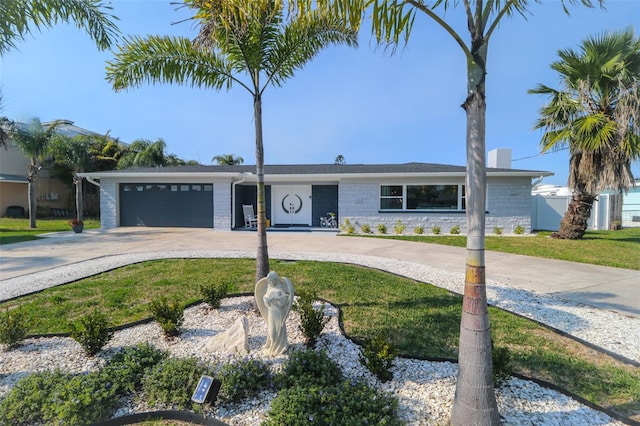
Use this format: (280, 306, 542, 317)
(514, 225, 525, 235)
(377, 223, 387, 234)
(449, 224, 461, 235)
(68, 310, 114, 356)
(217, 357, 272, 403)
(0, 307, 30, 349)
(0, 370, 65, 425)
(264, 380, 401, 425)
(360, 223, 371, 234)
(105, 343, 168, 393)
(431, 225, 441, 235)
(340, 218, 355, 234)
(359, 332, 398, 383)
(493, 344, 513, 387)
(295, 291, 329, 348)
(0, 369, 119, 425)
(142, 357, 215, 409)
(494, 226, 503, 235)
(276, 349, 343, 390)
(199, 280, 228, 309)
(414, 225, 424, 235)
(149, 296, 184, 337)
(393, 220, 405, 235)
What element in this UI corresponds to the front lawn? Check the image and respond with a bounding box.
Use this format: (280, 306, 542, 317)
(1, 258, 637, 421)
(357, 227, 640, 270)
(0, 218, 100, 244)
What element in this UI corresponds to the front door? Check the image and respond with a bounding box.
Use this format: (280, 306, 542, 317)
(272, 185, 312, 226)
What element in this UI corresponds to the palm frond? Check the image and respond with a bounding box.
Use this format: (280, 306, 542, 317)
(0, 0, 120, 55)
(531, 27, 639, 194)
(106, 35, 243, 93)
(573, 113, 617, 151)
(263, 11, 358, 90)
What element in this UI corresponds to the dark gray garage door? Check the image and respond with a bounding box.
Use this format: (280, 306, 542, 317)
(120, 183, 213, 228)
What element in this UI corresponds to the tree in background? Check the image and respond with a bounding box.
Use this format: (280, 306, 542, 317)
(212, 154, 244, 165)
(10, 118, 63, 228)
(88, 132, 125, 171)
(117, 139, 166, 169)
(530, 28, 640, 239)
(334, 154, 345, 165)
(0, 94, 12, 149)
(50, 134, 94, 225)
(116, 138, 196, 169)
(297, 0, 602, 423)
(107, 0, 357, 281)
(0, 0, 119, 56)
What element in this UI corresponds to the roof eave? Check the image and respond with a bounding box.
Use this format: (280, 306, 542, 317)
(77, 171, 242, 179)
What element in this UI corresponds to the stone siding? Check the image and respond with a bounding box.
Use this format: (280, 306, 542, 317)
(486, 179, 532, 233)
(338, 178, 532, 234)
(100, 180, 118, 229)
(213, 182, 232, 230)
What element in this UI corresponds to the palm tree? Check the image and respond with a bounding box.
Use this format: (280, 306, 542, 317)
(297, 0, 601, 423)
(50, 134, 95, 226)
(0, 93, 13, 149)
(530, 29, 640, 239)
(117, 139, 168, 169)
(212, 154, 244, 165)
(0, 0, 119, 56)
(10, 118, 64, 228)
(106, 0, 357, 281)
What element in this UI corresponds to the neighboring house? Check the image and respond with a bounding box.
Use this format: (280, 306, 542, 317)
(0, 120, 101, 217)
(531, 179, 640, 230)
(621, 179, 640, 228)
(79, 149, 552, 233)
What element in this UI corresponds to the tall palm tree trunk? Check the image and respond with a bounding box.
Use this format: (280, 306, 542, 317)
(556, 187, 596, 239)
(27, 160, 38, 229)
(451, 44, 500, 426)
(74, 175, 84, 223)
(254, 92, 269, 281)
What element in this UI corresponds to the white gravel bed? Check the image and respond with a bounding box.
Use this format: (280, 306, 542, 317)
(0, 297, 627, 425)
(1, 250, 638, 363)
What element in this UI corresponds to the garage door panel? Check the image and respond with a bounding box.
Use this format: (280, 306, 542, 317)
(120, 183, 213, 228)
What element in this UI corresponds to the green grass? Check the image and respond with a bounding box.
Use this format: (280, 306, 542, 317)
(357, 227, 640, 270)
(0, 218, 101, 244)
(2, 258, 638, 420)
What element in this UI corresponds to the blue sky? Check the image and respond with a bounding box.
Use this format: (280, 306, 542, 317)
(1, 0, 638, 186)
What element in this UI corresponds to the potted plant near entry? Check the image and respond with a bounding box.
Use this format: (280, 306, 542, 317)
(69, 218, 84, 233)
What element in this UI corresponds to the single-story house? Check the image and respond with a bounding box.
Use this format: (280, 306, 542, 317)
(79, 149, 552, 233)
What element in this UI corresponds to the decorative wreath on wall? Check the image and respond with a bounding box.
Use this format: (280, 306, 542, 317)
(281, 194, 303, 214)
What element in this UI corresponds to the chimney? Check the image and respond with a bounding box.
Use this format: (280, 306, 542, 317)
(488, 148, 511, 169)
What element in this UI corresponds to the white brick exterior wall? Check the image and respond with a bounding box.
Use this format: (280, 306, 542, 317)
(99, 180, 118, 229)
(213, 182, 231, 230)
(338, 177, 532, 234)
(486, 178, 532, 233)
(96, 175, 533, 234)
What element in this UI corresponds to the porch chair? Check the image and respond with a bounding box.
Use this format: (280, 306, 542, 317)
(242, 204, 258, 228)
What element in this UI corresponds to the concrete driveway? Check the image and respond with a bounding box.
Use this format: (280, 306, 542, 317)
(0, 227, 638, 318)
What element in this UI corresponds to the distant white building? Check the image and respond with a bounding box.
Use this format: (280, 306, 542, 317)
(531, 184, 572, 197)
(531, 180, 640, 230)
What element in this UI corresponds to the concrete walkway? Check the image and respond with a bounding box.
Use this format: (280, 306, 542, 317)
(0, 227, 638, 318)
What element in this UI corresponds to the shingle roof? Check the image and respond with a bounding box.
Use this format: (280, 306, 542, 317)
(93, 162, 546, 175)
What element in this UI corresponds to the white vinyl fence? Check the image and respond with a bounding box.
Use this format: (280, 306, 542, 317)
(531, 194, 612, 231)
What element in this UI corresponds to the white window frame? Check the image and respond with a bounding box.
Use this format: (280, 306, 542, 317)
(379, 184, 466, 211)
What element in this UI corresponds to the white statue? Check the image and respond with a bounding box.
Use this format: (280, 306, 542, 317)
(255, 271, 294, 356)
